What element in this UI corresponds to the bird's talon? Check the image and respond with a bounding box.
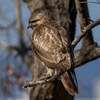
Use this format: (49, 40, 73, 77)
(46, 71, 50, 76)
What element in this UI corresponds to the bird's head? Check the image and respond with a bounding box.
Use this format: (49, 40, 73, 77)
(27, 13, 48, 29)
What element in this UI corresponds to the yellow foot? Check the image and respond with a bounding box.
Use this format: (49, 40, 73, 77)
(45, 67, 54, 76)
(46, 71, 50, 76)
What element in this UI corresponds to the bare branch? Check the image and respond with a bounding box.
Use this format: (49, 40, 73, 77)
(72, 19, 100, 48)
(14, 0, 23, 44)
(0, 21, 16, 30)
(0, 41, 19, 51)
(23, 70, 65, 88)
(22, 26, 31, 40)
(14, 0, 22, 32)
(78, 1, 100, 4)
(74, 45, 100, 68)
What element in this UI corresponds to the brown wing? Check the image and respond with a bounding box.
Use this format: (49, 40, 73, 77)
(31, 24, 73, 70)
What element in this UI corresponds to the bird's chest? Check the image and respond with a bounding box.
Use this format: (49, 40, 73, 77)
(32, 32, 60, 52)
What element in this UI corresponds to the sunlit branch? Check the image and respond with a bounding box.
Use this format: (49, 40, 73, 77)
(72, 19, 100, 48)
(74, 45, 100, 68)
(23, 70, 65, 88)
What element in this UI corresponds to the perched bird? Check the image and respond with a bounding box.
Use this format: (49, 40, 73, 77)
(28, 12, 78, 95)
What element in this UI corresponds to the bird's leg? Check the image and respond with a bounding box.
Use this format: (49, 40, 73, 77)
(23, 68, 53, 88)
(37, 67, 57, 80)
(46, 67, 55, 76)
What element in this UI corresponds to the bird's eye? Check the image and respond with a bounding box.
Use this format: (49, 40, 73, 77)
(29, 19, 39, 23)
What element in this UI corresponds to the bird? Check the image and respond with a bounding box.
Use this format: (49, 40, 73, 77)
(28, 12, 78, 95)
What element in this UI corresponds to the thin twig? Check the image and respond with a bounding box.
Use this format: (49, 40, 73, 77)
(23, 70, 64, 88)
(78, 1, 100, 4)
(0, 41, 19, 51)
(88, 18, 94, 23)
(72, 19, 100, 48)
(14, 0, 23, 44)
(22, 26, 31, 40)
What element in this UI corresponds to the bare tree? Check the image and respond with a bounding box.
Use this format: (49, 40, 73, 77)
(0, 0, 100, 99)
(22, 0, 100, 100)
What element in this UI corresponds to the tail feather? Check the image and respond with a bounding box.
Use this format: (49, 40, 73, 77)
(61, 69, 78, 95)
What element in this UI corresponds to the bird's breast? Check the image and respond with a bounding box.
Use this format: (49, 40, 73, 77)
(32, 31, 60, 53)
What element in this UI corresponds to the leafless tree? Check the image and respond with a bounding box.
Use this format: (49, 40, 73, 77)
(0, 0, 100, 100)
(22, 0, 100, 100)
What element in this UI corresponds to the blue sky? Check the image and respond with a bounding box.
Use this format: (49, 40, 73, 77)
(0, 0, 100, 99)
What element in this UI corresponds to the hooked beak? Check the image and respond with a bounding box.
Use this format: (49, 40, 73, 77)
(27, 25, 31, 29)
(27, 24, 32, 29)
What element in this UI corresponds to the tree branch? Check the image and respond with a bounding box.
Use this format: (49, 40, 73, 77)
(74, 45, 100, 68)
(22, 26, 31, 40)
(14, 0, 23, 45)
(72, 19, 100, 48)
(0, 41, 19, 51)
(23, 70, 65, 88)
(78, 1, 100, 4)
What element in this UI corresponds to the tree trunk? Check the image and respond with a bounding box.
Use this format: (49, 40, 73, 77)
(75, 0, 94, 49)
(23, 0, 76, 100)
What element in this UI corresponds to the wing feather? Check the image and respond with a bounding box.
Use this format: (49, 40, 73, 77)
(31, 24, 73, 70)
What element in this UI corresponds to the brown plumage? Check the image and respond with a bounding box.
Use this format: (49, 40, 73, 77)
(28, 12, 78, 95)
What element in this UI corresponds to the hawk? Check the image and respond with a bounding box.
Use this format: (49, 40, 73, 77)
(28, 12, 78, 95)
